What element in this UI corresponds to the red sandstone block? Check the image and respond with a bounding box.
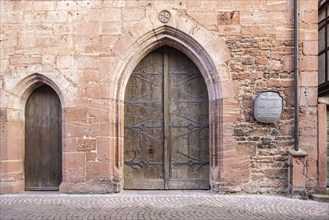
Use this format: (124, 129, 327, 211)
(100, 35, 120, 48)
(299, 71, 318, 87)
(76, 0, 102, 9)
(240, 10, 267, 24)
(268, 79, 293, 88)
(318, 104, 327, 190)
(56, 1, 78, 10)
(81, 83, 110, 99)
(13, 1, 32, 11)
(187, 1, 212, 11)
(300, 0, 318, 10)
(64, 123, 88, 138)
(6, 123, 23, 139)
(17, 30, 36, 48)
(46, 11, 68, 23)
(122, 9, 145, 21)
(56, 56, 75, 70)
(62, 153, 86, 182)
(217, 25, 242, 36)
(237, 143, 256, 158)
(101, 22, 122, 35)
(53, 24, 72, 35)
(300, 10, 318, 25)
(73, 36, 101, 47)
(300, 56, 318, 71)
(152, 0, 186, 9)
(300, 23, 318, 31)
(36, 37, 57, 48)
(266, 0, 292, 11)
(283, 55, 293, 72)
(9, 54, 42, 65)
(1, 0, 14, 11)
(86, 152, 97, 162)
(242, 25, 276, 37)
(76, 56, 100, 70)
(269, 11, 293, 24)
(185, 12, 215, 29)
(299, 86, 318, 107)
(111, 33, 135, 58)
(269, 60, 282, 71)
(221, 82, 238, 98)
(0, 161, 23, 174)
(1, 138, 23, 160)
(300, 30, 318, 41)
(32, 1, 55, 10)
(100, 124, 111, 137)
(207, 37, 231, 65)
(302, 145, 318, 161)
(23, 11, 47, 23)
(96, 137, 116, 162)
(75, 22, 101, 35)
(101, 9, 122, 22)
(88, 106, 110, 122)
(82, 70, 100, 82)
(86, 161, 112, 181)
(42, 53, 56, 66)
(63, 138, 78, 153)
(1, 11, 23, 23)
(302, 41, 318, 56)
(103, 0, 125, 8)
(290, 157, 306, 188)
(65, 107, 88, 122)
(306, 160, 318, 179)
(274, 26, 294, 41)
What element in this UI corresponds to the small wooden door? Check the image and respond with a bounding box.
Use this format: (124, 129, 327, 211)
(327, 109, 329, 186)
(124, 46, 209, 189)
(25, 85, 62, 190)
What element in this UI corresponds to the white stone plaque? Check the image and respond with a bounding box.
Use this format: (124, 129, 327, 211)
(254, 91, 283, 123)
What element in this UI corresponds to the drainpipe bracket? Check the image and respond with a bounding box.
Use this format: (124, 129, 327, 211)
(288, 148, 308, 157)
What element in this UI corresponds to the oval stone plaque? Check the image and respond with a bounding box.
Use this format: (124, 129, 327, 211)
(254, 91, 283, 123)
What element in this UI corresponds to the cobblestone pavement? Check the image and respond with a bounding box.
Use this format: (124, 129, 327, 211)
(0, 191, 328, 220)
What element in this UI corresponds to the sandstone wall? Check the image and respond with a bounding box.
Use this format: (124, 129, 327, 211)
(0, 0, 318, 194)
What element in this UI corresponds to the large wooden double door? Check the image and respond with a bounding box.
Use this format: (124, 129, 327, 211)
(124, 46, 209, 189)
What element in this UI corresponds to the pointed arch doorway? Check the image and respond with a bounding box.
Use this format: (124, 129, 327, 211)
(25, 85, 62, 190)
(124, 46, 209, 189)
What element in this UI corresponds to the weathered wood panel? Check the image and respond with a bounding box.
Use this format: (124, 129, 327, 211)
(167, 47, 209, 189)
(124, 46, 209, 189)
(327, 109, 329, 186)
(25, 85, 62, 190)
(124, 48, 165, 189)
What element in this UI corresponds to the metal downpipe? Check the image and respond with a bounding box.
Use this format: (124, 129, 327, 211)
(294, 0, 300, 151)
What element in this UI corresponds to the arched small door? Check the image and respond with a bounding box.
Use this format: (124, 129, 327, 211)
(25, 85, 62, 190)
(327, 108, 329, 187)
(124, 46, 209, 189)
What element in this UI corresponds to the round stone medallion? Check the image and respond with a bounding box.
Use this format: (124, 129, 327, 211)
(158, 10, 171, 23)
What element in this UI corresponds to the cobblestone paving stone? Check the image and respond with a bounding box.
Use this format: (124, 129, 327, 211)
(0, 191, 328, 220)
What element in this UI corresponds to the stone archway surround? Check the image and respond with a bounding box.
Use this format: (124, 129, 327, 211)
(112, 24, 242, 192)
(0, 73, 72, 194)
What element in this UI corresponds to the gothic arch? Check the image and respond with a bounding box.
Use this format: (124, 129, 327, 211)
(7, 73, 65, 112)
(115, 25, 222, 102)
(114, 26, 224, 190)
(1, 73, 68, 193)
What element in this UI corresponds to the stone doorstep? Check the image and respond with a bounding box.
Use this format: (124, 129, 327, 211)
(309, 190, 329, 203)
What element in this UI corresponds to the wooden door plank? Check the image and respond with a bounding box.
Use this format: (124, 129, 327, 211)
(163, 46, 170, 190)
(167, 47, 209, 189)
(25, 85, 62, 190)
(124, 47, 165, 189)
